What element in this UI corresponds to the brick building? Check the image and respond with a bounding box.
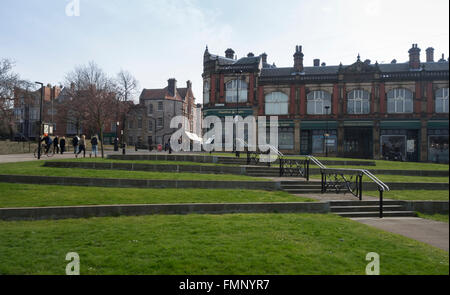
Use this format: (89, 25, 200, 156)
(125, 79, 200, 148)
(202, 44, 449, 163)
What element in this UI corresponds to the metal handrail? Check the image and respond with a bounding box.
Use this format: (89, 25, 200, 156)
(319, 167, 390, 192)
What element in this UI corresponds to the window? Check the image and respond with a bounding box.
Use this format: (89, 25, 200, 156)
(157, 117, 163, 127)
(137, 118, 142, 129)
(265, 92, 289, 115)
(148, 104, 153, 114)
(203, 80, 210, 104)
(278, 127, 294, 149)
(347, 89, 370, 114)
(128, 136, 134, 145)
(148, 120, 153, 131)
(148, 136, 153, 145)
(435, 88, 449, 113)
(307, 90, 332, 115)
(387, 88, 413, 113)
(311, 129, 337, 153)
(128, 120, 134, 129)
(226, 79, 248, 103)
(158, 102, 163, 111)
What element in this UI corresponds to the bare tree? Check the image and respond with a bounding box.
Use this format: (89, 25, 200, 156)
(65, 62, 117, 158)
(115, 70, 139, 147)
(0, 58, 29, 138)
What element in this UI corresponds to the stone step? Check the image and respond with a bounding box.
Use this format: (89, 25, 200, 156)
(330, 205, 404, 213)
(335, 211, 417, 218)
(330, 200, 405, 206)
(281, 184, 322, 189)
(282, 189, 323, 194)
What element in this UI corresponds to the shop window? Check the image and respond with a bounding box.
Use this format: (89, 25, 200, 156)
(428, 129, 449, 163)
(307, 91, 332, 115)
(381, 135, 406, 161)
(311, 129, 337, 153)
(278, 127, 294, 150)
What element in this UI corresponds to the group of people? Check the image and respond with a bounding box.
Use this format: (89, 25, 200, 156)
(40, 134, 99, 158)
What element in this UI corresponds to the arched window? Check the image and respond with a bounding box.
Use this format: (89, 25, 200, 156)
(347, 89, 370, 114)
(435, 88, 449, 113)
(203, 80, 210, 104)
(265, 91, 289, 115)
(307, 90, 331, 115)
(387, 88, 413, 113)
(226, 79, 248, 103)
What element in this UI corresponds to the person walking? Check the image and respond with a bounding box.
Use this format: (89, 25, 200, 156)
(90, 135, 98, 158)
(76, 135, 86, 158)
(72, 135, 79, 154)
(40, 133, 53, 155)
(53, 136, 59, 154)
(60, 136, 66, 154)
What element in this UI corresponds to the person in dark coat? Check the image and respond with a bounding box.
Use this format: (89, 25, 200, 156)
(72, 135, 79, 154)
(90, 135, 98, 158)
(53, 136, 59, 154)
(60, 136, 66, 154)
(40, 133, 52, 154)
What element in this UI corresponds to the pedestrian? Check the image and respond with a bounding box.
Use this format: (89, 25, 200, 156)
(76, 135, 86, 158)
(53, 136, 59, 154)
(72, 135, 79, 154)
(114, 137, 119, 151)
(40, 133, 52, 154)
(90, 135, 98, 158)
(168, 140, 172, 154)
(60, 136, 66, 154)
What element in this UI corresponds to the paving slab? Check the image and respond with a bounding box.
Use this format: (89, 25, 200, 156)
(352, 217, 449, 251)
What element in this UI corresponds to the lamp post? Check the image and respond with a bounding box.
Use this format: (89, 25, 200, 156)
(234, 70, 243, 158)
(35, 82, 44, 160)
(324, 105, 330, 157)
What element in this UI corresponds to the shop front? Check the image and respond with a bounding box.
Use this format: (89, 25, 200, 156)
(300, 121, 338, 156)
(380, 121, 420, 162)
(427, 121, 449, 164)
(343, 121, 374, 159)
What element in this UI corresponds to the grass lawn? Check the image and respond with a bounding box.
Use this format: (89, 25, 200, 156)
(365, 190, 449, 201)
(0, 213, 447, 275)
(0, 161, 267, 182)
(50, 157, 231, 166)
(0, 183, 313, 208)
(417, 213, 449, 223)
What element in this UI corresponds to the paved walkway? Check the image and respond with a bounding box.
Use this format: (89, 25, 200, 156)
(352, 217, 449, 251)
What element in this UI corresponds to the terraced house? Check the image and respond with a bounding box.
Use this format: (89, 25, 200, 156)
(126, 79, 200, 149)
(202, 44, 449, 163)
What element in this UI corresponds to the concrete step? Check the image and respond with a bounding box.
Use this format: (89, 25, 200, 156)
(330, 200, 405, 206)
(281, 185, 322, 189)
(330, 205, 404, 213)
(335, 211, 417, 218)
(282, 189, 323, 194)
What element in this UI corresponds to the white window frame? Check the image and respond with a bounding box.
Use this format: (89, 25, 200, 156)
(347, 89, 370, 114)
(307, 90, 331, 115)
(387, 88, 413, 113)
(435, 88, 449, 113)
(265, 91, 289, 115)
(203, 80, 210, 104)
(226, 79, 248, 103)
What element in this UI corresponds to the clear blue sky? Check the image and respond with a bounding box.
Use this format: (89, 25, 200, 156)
(1, 0, 448, 103)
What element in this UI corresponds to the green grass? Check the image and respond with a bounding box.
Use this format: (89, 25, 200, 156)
(365, 190, 449, 201)
(0, 161, 267, 182)
(51, 157, 231, 166)
(0, 213, 447, 275)
(0, 183, 312, 208)
(417, 213, 449, 223)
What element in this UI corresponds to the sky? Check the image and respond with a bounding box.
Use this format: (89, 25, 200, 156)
(1, 0, 449, 103)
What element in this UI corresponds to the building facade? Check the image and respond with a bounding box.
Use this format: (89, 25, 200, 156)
(125, 79, 200, 148)
(202, 44, 449, 163)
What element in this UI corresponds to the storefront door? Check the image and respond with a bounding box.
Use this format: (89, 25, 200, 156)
(343, 127, 373, 159)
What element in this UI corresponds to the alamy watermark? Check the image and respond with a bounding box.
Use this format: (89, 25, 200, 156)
(365, 252, 380, 275)
(65, 0, 80, 17)
(65, 252, 80, 275)
(170, 115, 279, 162)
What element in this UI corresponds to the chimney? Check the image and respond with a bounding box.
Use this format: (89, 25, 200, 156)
(426, 47, 434, 62)
(438, 53, 446, 62)
(261, 53, 267, 64)
(225, 48, 235, 59)
(186, 80, 192, 89)
(321, 62, 326, 67)
(168, 78, 177, 97)
(408, 43, 421, 69)
(293, 45, 304, 72)
(247, 52, 255, 57)
(313, 59, 320, 67)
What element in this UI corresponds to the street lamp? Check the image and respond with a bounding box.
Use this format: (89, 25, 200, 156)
(324, 105, 330, 157)
(234, 69, 243, 158)
(35, 81, 44, 160)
